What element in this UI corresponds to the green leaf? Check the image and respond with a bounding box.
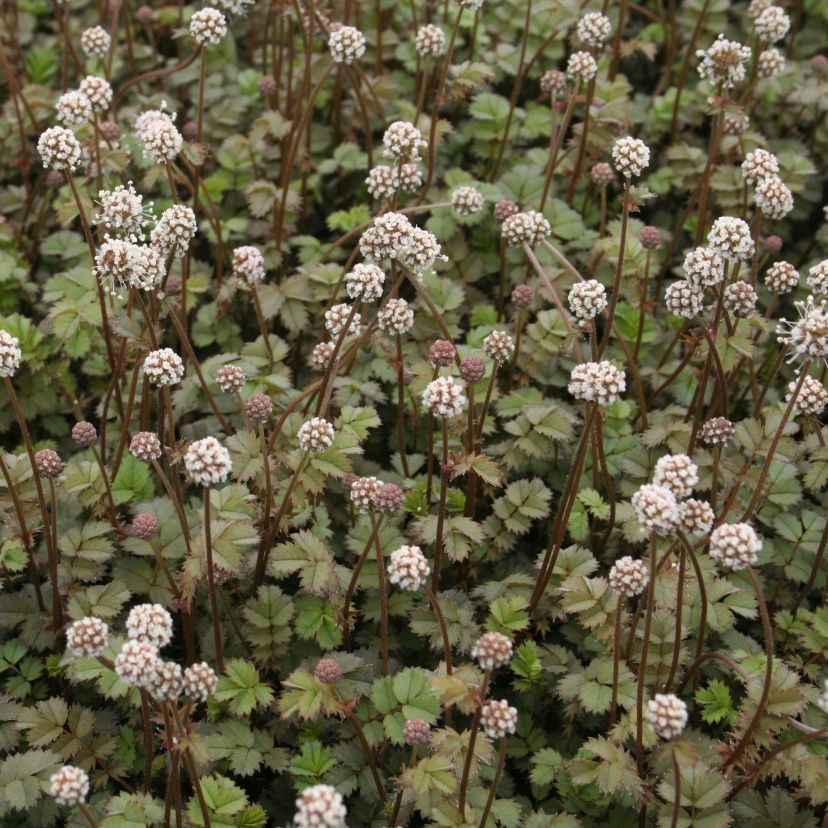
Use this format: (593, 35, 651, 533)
(215, 660, 274, 717)
(111, 454, 153, 505)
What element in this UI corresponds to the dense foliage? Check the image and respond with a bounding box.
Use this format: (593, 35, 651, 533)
(0, 0, 827, 825)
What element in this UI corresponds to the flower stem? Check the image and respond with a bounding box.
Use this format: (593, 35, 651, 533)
(478, 737, 507, 828)
(203, 487, 225, 673)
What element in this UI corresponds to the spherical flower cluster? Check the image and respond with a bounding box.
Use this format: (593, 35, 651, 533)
(708, 216, 755, 262)
(95, 182, 151, 238)
(569, 279, 607, 319)
(709, 522, 762, 569)
(777, 297, 828, 363)
(72, 421, 97, 447)
(0, 329, 22, 377)
(429, 339, 456, 367)
(653, 453, 698, 499)
(700, 416, 735, 446)
(398, 163, 423, 193)
(591, 161, 615, 187)
(683, 246, 725, 287)
(81, 25, 111, 57)
(502, 210, 551, 247)
(184, 437, 232, 486)
(460, 355, 486, 384)
(787, 375, 827, 416)
(723, 281, 758, 317)
(639, 225, 662, 250)
(328, 25, 366, 64)
(481, 699, 518, 738)
(324, 303, 361, 337)
(359, 212, 412, 261)
(245, 392, 272, 423)
(216, 364, 246, 392)
(233, 246, 266, 284)
(79, 75, 112, 112)
(294, 784, 347, 828)
(632, 483, 680, 535)
(758, 48, 786, 77)
(387, 544, 430, 590)
(314, 658, 342, 684)
(151, 204, 197, 257)
(764, 235, 783, 254)
(66, 616, 109, 657)
(646, 693, 688, 739)
(382, 120, 426, 161)
(143, 348, 184, 386)
(126, 603, 173, 648)
(576, 12, 612, 47)
(540, 69, 568, 98)
(765, 261, 799, 294)
(35, 449, 62, 478)
(190, 7, 227, 46)
(372, 483, 404, 513)
(349, 476, 382, 512)
(568, 361, 626, 407)
(377, 297, 415, 334)
(612, 136, 650, 177)
(298, 417, 336, 452)
(483, 330, 514, 364)
(608, 556, 649, 597)
(38, 126, 82, 171)
(748, 0, 771, 17)
(55, 90, 92, 128)
(494, 200, 519, 223)
(152, 660, 183, 701)
(741, 148, 779, 186)
(512, 284, 534, 308)
(471, 631, 514, 670)
(723, 111, 750, 135)
(365, 165, 397, 200)
(131, 512, 159, 540)
(95, 237, 164, 294)
(808, 260, 828, 295)
(755, 174, 794, 220)
(696, 35, 751, 88)
(130, 431, 162, 462)
(754, 4, 790, 41)
(403, 719, 432, 745)
(451, 185, 486, 217)
(415, 23, 446, 56)
(679, 499, 715, 535)
(258, 75, 277, 97)
(50, 765, 90, 807)
(422, 376, 467, 416)
(398, 226, 444, 275)
(311, 342, 334, 369)
(136, 109, 183, 163)
(115, 639, 160, 687)
(566, 51, 598, 82)
(183, 661, 218, 701)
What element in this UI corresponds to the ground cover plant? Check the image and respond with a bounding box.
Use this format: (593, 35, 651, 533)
(0, 0, 827, 824)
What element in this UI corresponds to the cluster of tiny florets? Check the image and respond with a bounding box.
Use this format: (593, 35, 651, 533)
(0, 329, 22, 377)
(429, 339, 456, 367)
(135, 109, 183, 163)
(151, 204, 197, 258)
(349, 476, 382, 512)
(569, 280, 607, 319)
(130, 431, 162, 462)
(55, 90, 92, 128)
(387, 544, 431, 591)
(568, 361, 626, 407)
(383, 121, 427, 161)
(608, 556, 649, 597)
(403, 719, 432, 745)
(787, 375, 828, 416)
(233, 245, 266, 284)
(632, 483, 680, 535)
(314, 658, 342, 684)
(707, 216, 755, 262)
(765, 261, 799, 294)
(372, 483, 404, 513)
(758, 47, 786, 77)
(422, 376, 468, 416)
(190, 7, 227, 46)
(183, 661, 219, 701)
(324, 303, 361, 337)
(755, 174, 794, 220)
(471, 631, 514, 670)
(35, 449, 63, 478)
(741, 148, 779, 185)
(245, 392, 273, 423)
(724, 280, 758, 317)
(143, 348, 184, 386)
(184, 436, 233, 486)
(709, 522, 762, 569)
(646, 693, 688, 739)
(126, 603, 173, 648)
(451, 185, 486, 217)
(683, 246, 725, 287)
(38, 126, 82, 171)
(415, 24, 446, 56)
(377, 297, 415, 334)
(359, 212, 412, 261)
(50, 765, 90, 807)
(66, 616, 109, 657)
(81, 25, 111, 57)
(612, 137, 650, 177)
(777, 297, 828, 363)
(653, 454, 699, 499)
(95, 182, 152, 238)
(697, 35, 751, 88)
(700, 417, 735, 446)
(808, 260, 828, 295)
(576, 12, 612, 47)
(754, 4, 790, 41)
(328, 25, 366, 64)
(398, 226, 444, 275)
(481, 699, 518, 738)
(216, 364, 246, 393)
(294, 784, 347, 828)
(566, 51, 598, 82)
(502, 210, 551, 247)
(115, 639, 160, 687)
(679, 499, 715, 535)
(483, 330, 514, 364)
(298, 417, 336, 452)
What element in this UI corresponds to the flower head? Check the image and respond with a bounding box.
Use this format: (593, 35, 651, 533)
(298, 417, 336, 452)
(765, 261, 799, 294)
(81, 25, 111, 57)
(422, 376, 467, 416)
(0, 329, 22, 377)
(471, 632, 514, 670)
(115, 639, 160, 687)
(328, 25, 366, 64)
(416, 24, 446, 56)
(383, 121, 426, 161)
(151, 204, 196, 257)
(646, 693, 688, 739)
(294, 784, 347, 828)
(377, 297, 415, 334)
(502, 210, 551, 247)
(709, 522, 762, 569)
(612, 137, 650, 177)
(653, 453, 698, 499)
(66, 616, 109, 657)
(183, 661, 218, 701)
(577, 12, 611, 47)
(79, 75, 112, 112)
(777, 296, 828, 362)
(50, 766, 89, 807)
(708, 216, 755, 262)
(566, 51, 598, 82)
(55, 90, 92, 128)
(143, 348, 184, 386)
(568, 361, 626, 407)
(126, 603, 173, 648)
(451, 185, 486, 217)
(609, 557, 649, 597)
(387, 544, 430, 590)
(233, 246, 266, 284)
(38, 126, 82, 171)
(184, 437, 232, 486)
(481, 699, 518, 738)
(697, 35, 751, 88)
(569, 280, 607, 319)
(190, 7, 227, 46)
(632, 484, 680, 535)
